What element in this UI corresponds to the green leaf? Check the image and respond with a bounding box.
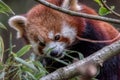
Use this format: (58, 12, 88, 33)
(16, 45, 31, 57)
(99, 7, 110, 16)
(26, 72, 37, 80)
(14, 56, 38, 71)
(0, 23, 7, 30)
(52, 57, 69, 65)
(33, 61, 47, 79)
(99, 6, 115, 16)
(33, 61, 47, 73)
(0, 36, 4, 62)
(0, 0, 15, 15)
(21, 66, 33, 73)
(94, 0, 103, 6)
(64, 50, 84, 60)
(35, 72, 45, 79)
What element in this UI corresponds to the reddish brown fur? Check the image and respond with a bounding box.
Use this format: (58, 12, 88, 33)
(25, 2, 86, 45)
(81, 5, 98, 15)
(9, 0, 120, 79)
(90, 20, 119, 42)
(80, 5, 119, 42)
(23, 0, 119, 55)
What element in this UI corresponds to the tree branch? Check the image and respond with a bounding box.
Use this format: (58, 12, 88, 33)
(34, 0, 120, 24)
(40, 40, 120, 80)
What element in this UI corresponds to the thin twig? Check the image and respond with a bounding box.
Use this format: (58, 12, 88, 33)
(100, 0, 120, 17)
(34, 0, 120, 24)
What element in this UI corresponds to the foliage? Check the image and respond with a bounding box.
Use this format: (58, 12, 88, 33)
(0, 32, 48, 80)
(0, 38, 84, 80)
(94, 0, 115, 16)
(0, 23, 7, 30)
(0, 0, 15, 15)
(1, 44, 48, 80)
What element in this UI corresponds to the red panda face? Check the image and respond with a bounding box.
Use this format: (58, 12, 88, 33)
(26, 18, 77, 57)
(24, 5, 78, 57)
(8, 0, 83, 58)
(43, 22, 77, 57)
(8, 10, 77, 58)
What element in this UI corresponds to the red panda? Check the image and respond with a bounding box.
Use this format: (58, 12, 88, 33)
(8, 0, 120, 80)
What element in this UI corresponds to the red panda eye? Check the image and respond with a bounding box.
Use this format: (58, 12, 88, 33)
(39, 41, 45, 47)
(54, 35, 60, 41)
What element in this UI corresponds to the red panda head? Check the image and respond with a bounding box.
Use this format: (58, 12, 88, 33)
(8, 0, 85, 57)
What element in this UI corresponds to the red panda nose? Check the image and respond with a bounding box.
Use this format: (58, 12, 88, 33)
(50, 50, 58, 57)
(50, 50, 60, 57)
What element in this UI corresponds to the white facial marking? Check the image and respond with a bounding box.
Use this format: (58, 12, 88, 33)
(43, 42, 66, 56)
(61, 22, 77, 43)
(48, 31, 54, 39)
(76, 5, 82, 11)
(29, 40, 40, 55)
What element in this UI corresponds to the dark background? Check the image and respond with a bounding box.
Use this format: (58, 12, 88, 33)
(0, 0, 120, 59)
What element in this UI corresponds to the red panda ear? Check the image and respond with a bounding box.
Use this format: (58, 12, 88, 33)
(8, 15, 27, 39)
(61, 0, 82, 11)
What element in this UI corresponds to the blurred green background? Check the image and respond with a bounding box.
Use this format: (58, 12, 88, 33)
(0, 0, 120, 59)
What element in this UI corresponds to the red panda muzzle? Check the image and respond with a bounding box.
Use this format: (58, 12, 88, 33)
(50, 50, 63, 57)
(43, 41, 66, 58)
